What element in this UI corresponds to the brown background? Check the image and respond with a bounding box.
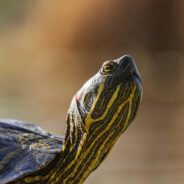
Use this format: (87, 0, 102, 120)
(0, 1, 184, 184)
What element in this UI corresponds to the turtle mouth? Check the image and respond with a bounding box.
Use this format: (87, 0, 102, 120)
(118, 67, 142, 87)
(105, 68, 142, 91)
(131, 71, 142, 84)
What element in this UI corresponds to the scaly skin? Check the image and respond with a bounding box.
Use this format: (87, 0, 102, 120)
(7, 55, 142, 184)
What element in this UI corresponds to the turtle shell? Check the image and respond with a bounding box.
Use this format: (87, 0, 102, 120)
(0, 119, 63, 183)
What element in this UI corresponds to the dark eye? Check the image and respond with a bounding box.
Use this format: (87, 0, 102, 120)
(101, 62, 117, 75)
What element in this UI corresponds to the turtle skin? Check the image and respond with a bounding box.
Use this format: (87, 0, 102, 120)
(0, 119, 64, 184)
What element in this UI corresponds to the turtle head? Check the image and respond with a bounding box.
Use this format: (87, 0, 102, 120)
(70, 55, 142, 134)
(62, 55, 142, 184)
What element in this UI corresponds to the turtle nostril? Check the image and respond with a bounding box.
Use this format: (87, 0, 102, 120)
(119, 55, 134, 72)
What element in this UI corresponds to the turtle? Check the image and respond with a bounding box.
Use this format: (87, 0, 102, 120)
(0, 55, 142, 184)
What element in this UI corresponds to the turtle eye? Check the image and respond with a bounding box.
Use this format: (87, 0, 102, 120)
(101, 62, 117, 75)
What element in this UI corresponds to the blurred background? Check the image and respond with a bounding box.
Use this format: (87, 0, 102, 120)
(0, 0, 184, 183)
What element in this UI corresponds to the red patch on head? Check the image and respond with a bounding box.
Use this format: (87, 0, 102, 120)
(75, 90, 83, 102)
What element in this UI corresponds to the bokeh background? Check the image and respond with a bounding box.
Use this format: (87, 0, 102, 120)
(0, 1, 184, 184)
